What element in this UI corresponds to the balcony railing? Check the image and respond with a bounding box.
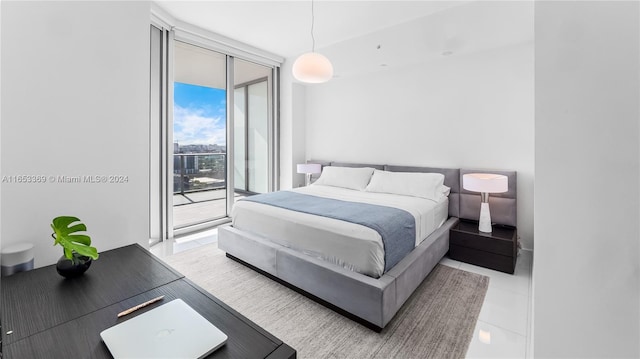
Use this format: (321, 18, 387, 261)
(174, 153, 226, 195)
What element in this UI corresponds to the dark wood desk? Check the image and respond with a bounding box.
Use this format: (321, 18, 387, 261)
(1, 244, 296, 358)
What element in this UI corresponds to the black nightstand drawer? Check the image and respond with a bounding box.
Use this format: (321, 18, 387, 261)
(449, 230, 514, 257)
(449, 244, 516, 274)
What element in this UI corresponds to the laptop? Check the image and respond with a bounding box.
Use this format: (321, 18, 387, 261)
(101, 298, 228, 359)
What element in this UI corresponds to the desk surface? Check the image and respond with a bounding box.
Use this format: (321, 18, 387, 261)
(1, 244, 296, 358)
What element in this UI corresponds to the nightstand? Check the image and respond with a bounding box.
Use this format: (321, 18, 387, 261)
(449, 219, 517, 274)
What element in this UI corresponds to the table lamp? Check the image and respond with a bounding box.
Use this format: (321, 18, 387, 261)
(297, 163, 322, 186)
(462, 173, 508, 233)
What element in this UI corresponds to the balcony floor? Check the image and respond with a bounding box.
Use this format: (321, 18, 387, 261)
(173, 189, 244, 229)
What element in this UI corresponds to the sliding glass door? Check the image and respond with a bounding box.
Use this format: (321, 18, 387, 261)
(172, 41, 228, 230)
(233, 59, 273, 195)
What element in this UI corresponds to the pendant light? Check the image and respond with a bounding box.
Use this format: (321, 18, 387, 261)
(292, 0, 333, 83)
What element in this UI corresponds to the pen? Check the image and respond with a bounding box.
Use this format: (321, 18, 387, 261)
(117, 295, 165, 318)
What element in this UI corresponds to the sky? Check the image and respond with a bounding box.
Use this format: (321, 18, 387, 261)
(174, 82, 226, 146)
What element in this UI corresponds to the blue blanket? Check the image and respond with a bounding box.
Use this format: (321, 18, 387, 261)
(242, 191, 416, 273)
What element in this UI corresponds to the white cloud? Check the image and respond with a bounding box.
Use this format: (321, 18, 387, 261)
(174, 105, 226, 146)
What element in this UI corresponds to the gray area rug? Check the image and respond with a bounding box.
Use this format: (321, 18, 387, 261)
(163, 243, 489, 359)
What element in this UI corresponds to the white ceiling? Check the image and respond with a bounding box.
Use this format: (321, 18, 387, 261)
(155, 1, 469, 57)
(156, 0, 533, 79)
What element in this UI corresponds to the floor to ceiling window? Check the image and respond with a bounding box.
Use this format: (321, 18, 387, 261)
(149, 23, 166, 245)
(149, 19, 281, 243)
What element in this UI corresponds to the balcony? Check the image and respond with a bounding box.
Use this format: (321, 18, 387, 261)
(173, 153, 242, 229)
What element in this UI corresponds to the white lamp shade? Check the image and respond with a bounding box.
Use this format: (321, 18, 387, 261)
(292, 52, 333, 83)
(463, 173, 508, 193)
(297, 163, 322, 174)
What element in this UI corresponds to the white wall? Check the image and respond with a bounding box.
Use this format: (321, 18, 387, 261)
(304, 42, 535, 249)
(291, 83, 307, 188)
(279, 61, 308, 190)
(533, 1, 640, 357)
(1, 1, 151, 268)
(279, 61, 295, 190)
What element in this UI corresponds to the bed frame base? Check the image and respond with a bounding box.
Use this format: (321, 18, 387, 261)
(218, 217, 457, 330)
(226, 253, 384, 332)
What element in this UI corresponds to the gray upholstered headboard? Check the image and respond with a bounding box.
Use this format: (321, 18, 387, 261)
(306, 161, 517, 227)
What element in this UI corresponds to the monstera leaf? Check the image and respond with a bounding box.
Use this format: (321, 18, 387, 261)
(51, 216, 99, 262)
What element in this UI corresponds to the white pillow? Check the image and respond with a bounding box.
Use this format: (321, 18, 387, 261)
(440, 184, 451, 197)
(365, 169, 447, 201)
(313, 166, 375, 191)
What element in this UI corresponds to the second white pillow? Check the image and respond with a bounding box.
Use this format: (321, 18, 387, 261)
(365, 169, 447, 201)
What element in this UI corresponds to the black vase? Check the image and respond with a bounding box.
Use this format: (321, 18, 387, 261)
(56, 255, 92, 278)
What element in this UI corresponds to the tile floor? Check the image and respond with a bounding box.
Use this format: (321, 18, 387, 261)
(150, 228, 220, 258)
(151, 229, 534, 359)
(442, 250, 533, 358)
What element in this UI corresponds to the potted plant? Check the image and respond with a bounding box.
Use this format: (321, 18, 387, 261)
(51, 216, 99, 278)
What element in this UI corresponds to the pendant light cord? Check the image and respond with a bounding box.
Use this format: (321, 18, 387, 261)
(311, 0, 316, 52)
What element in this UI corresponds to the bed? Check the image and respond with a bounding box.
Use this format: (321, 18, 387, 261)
(219, 163, 516, 331)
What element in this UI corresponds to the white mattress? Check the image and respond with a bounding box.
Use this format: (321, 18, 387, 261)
(230, 185, 449, 278)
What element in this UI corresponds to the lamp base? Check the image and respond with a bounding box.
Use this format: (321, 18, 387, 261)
(478, 202, 492, 233)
